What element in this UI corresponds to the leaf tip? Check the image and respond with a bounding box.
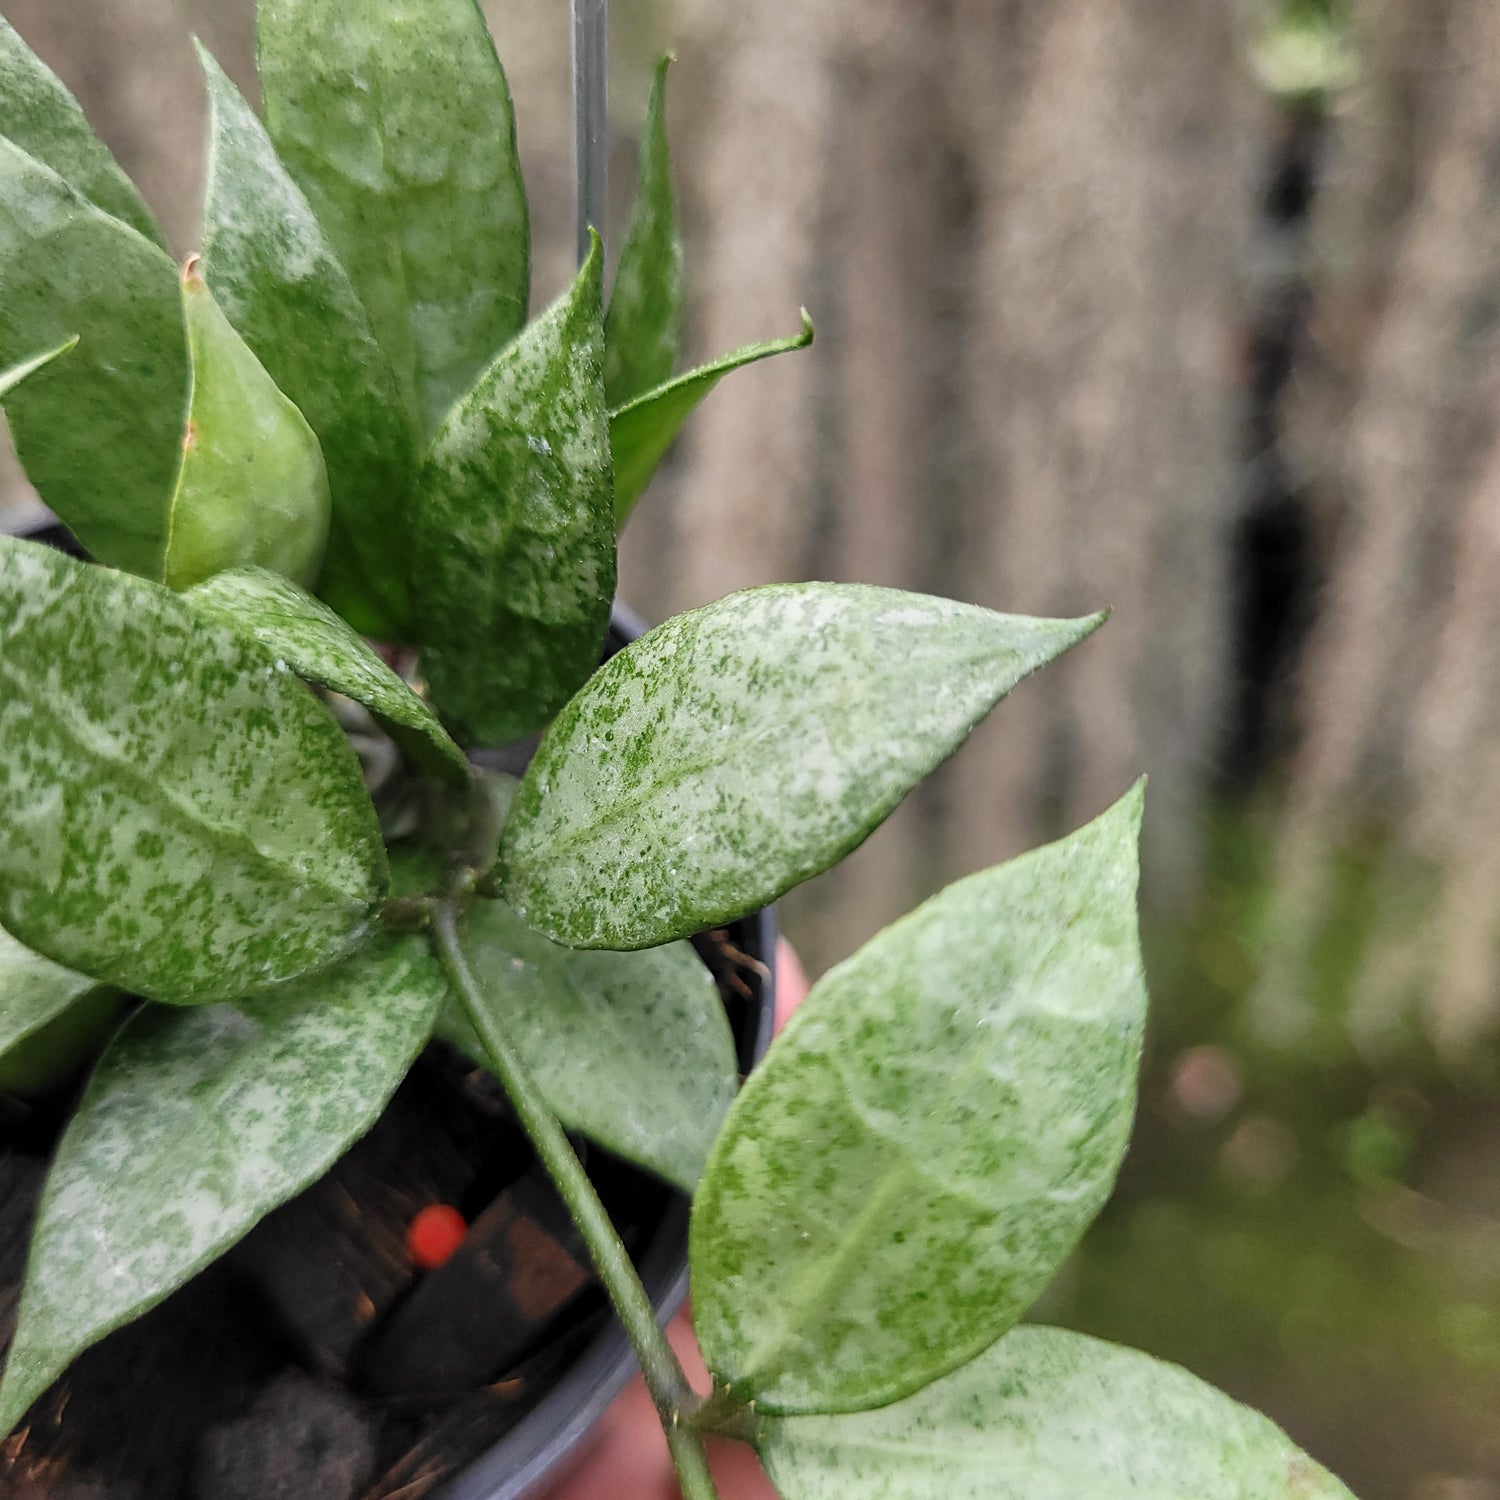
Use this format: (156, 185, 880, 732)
(1096, 775, 1148, 849)
(580, 227, 606, 301)
(1019, 608, 1107, 667)
(193, 35, 233, 95)
(1055, 608, 1108, 650)
(796, 308, 816, 346)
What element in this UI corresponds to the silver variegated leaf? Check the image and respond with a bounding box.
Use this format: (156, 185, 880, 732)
(760, 1327, 1356, 1499)
(413, 238, 614, 746)
(0, 538, 386, 1005)
(257, 0, 530, 433)
(502, 584, 1103, 950)
(690, 788, 1147, 1414)
(198, 46, 419, 638)
(444, 899, 737, 1192)
(0, 936, 447, 1435)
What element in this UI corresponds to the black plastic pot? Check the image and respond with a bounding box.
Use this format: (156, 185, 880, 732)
(1, 519, 779, 1500)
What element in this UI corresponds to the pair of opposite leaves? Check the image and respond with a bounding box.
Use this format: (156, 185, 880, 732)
(0, 2, 811, 745)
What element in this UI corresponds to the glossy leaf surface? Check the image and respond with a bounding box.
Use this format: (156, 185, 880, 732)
(603, 55, 682, 409)
(163, 263, 330, 591)
(0, 924, 119, 1094)
(198, 47, 419, 637)
(186, 567, 468, 787)
(503, 584, 1102, 950)
(0, 936, 446, 1435)
(0, 337, 76, 399)
(0, 136, 184, 579)
(760, 1327, 1356, 1499)
(690, 788, 1146, 1414)
(258, 0, 530, 433)
(0, 539, 386, 1005)
(0, 16, 160, 243)
(611, 314, 814, 525)
(445, 900, 737, 1192)
(414, 240, 614, 746)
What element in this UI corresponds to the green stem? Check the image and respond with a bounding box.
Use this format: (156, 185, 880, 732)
(431, 903, 722, 1500)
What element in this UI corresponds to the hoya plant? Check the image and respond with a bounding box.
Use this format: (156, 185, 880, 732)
(0, 2, 1355, 1497)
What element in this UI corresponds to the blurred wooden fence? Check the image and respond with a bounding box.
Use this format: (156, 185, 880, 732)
(8, 0, 1500, 1055)
(1261, 0, 1500, 1061)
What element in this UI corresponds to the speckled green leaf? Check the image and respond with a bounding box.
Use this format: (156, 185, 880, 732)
(443, 901, 736, 1192)
(257, 0, 530, 434)
(186, 567, 468, 787)
(0, 337, 75, 399)
(0, 935, 446, 1436)
(0, 538, 386, 1005)
(0, 924, 121, 1095)
(611, 314, 814, 526)
(0, 136, 185, 579)
(198, 46, 419, 638)
(503, 585, 1103, 951)
(162, 262, 330, 591)
(414, 239, 614, 747)
(760, 1327, 1356, 1499)
(689, 787, 1146, 1415)
(604, 55, 682, 410)
(0, 16, 161, 244)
